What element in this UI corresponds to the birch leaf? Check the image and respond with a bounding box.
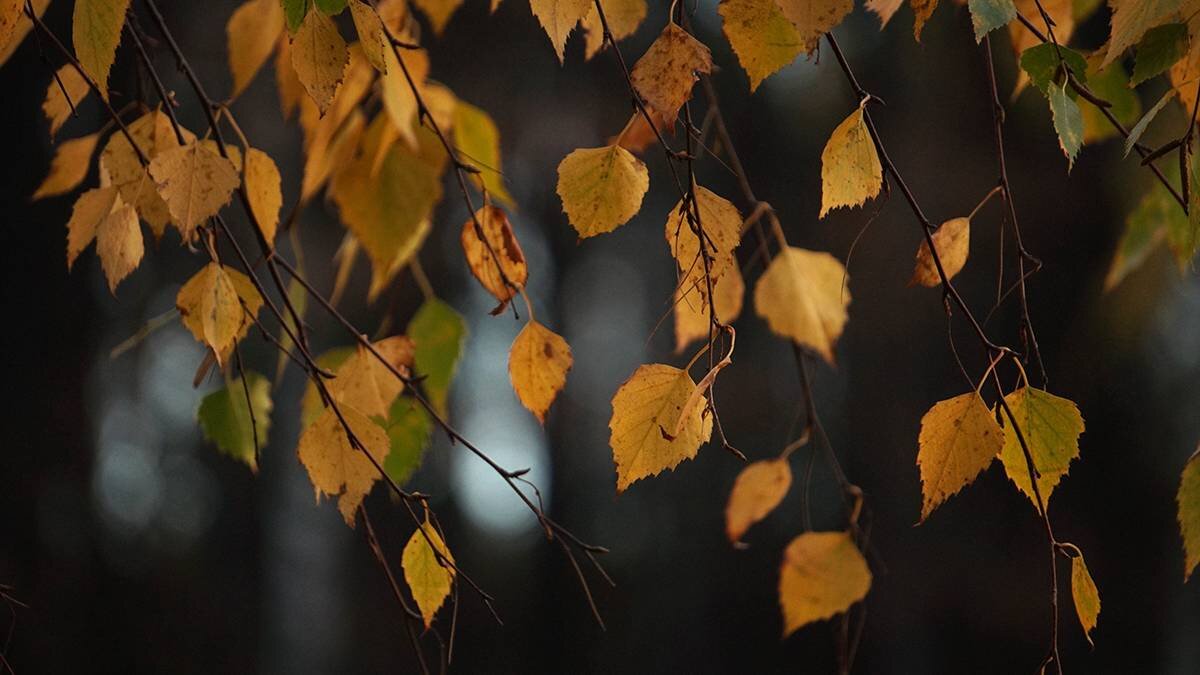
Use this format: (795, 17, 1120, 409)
(226, 0, 285, 98)
(1179, 449, 1200, 580)
(1049, 82, 1084, 169)
(412, 0, 463, 35)
(297, 405, 390, 525)
(665, 186, 743, 284)
(529, 0, 591, 62)
(581, 0, 645, 60)
(34, 133, 100, 200)
(774, 0, 853, 52)
(148, 141, 241, 241)
(197, 371, 272, 471)
(1070, 552, 1101, 646)
(820, 107, 883, 217)
(910, 0, 939, 41)
(753, 247, 850, 365)
(675, 263, 744, 353)
(910, 217, 971, 287)
(779, 531, 871, 636)
(327, 336, 415, 420)
(244, 147, 282, 246)
(719, 0, 804, 91)
(291, 7, 348, 114)
(408, 299, 467, 418)
(508, 320, 573, 423)
(72, 0, 130, 98)
(348, 0, 389, 72)
(610, 364, 713, 492)
(94, 196, 142, 293)
(402, 516, 455, 628)
(1104, 0, 1181, 68)
(42, 65, 90, 138)
(65, 186, 120, 270)
(556, 144, 649, 237)
(998, 386, 1085, 507)
(461, 206, 528, 310)
(726, 459, 792, 542)
(176, 263, 264, 365)
(453, 100, 514, 207)
(629, 23, 713, 123)
(916, 392, 1004, 521)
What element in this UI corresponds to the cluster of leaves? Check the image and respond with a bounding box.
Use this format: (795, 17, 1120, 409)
(5, 0, 1200, 667)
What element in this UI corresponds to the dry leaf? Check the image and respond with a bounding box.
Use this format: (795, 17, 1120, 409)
(461, 206, 528, 310)
(753, 246, 850, 364)
(42, 65, 90, 138)
(226, 0, 285, 98)
(556, 144, 649, 237)
(725, 458, 792, 542)
(291, 7, 348, 114)
(675, 263, 744, 353)
(148, 141, 242, 241)
(244, 147, 283, 246)
(176, 263, 264, 365)
(779, 531, 871, 635)
(774, 0, 853, 52)
(72, 0, 130, 98)
(297, 405, 391, 525)
(94, 195, 142, 293)
(629, 23, 713, 123)
(916, 391, 1004, 521)
(610, 363, 712, 491)
(34, 133, 100, 200)
(910, 217, 970, 287)
(508, 320, 573, 423)
(719, 0, 805, 91)
(401, 515, 456, 628)
(530, 0, 591, 62)
(820, 106, 883, 218)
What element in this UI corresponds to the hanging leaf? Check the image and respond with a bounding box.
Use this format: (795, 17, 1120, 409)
(72, 0, 131, 98)
(1124, 89, 1174, 158)
(244, 148, 283, 247)
(910, 0, 939, 41)
(226, 0, 285, 98)
(148, 141, 242, 241)
(676, 263, 744, 353)
(461, 206, 527, 311)
(42, 65, 90, 138)
(910, 217, 971, 287)
(774, 0, 853, 52)
(283, 0, 310, 32)
(1070, 550, 1101, 646)
(664, 186, 743, 286)
(401, 516, 456, 628)
(297, 404, 391, 525)
(408, 298, 467, 418)
(725, 458, 792, 542)
(384, 397, 432, 486)
(348, 0, 389, 73)
(1132, 22, 1188, 86)
(1104, 181, 1175, 290)
(1048, 82, 1084, 169)
(556, 144, 649, 237)
(197, 371, 272, 470)
(629, 23, 713, 123)
(610, 363, 712, 491)
(997, 386, 1085, 507)
(508, 320, 573, 424)
(967, 0, 1015, 42)
(865, 0, 903, 27)
(291, 7, 348, 114)
(453, 100, 515, 207)
(1103, 0, 1181, 68)
(753, 246, 850, 365)
(1178, 448, 1200, 580)
(65, 186, 120, 270)
(176, 263, 264, 365)
(779, 531, 871, 636)
(1080, 55, 1141, 145)
(529, 0, 591, 62)
(1019, 43, 1088, 96)
(34, 133, 100, 200)
(327, 336, 415, 419)
(820, 107, 883, 217)
(580, 0, 645, 61)
(94, 195, 142, 293)
(718, 0, 804, 92)
(411, 0, 463, 35)
(916, 392, 1004, 521)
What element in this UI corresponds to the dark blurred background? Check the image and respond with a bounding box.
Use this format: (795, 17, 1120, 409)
(3, 1, 1199, 673)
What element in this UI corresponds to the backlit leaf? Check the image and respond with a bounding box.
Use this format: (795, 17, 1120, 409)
(72, 0, 130, 98)
(244, 148, 282, 247)
(1132, 22, 1188, 86)
(412, 0, 463, 35)
(968, 0, 1016, 41)
(675, 263, 744, 353)
(297, 404, 390, 525)
(725, 459, 791, 542)
(753, 246, 850, 365)
(910, 217, 970, 287)
(291, 7, 348, 114)
(529, 0, 590, 62)
(1019, 43, 1088, 95)
(1103, 0, 1181, 68)
(998, 386, 1084, 507)
(34, 133, 100, 200)
(42, 65, 90, 138)
(865, 0, 903, 27)
(665, 186, 743, 286)
(408, 298, 467, 418)
(402, 516, 455, 628)
(556, 144, 649, 237)
(719, 0, 804, 91)
(910, 0, 939, 41)
(916, 392, 1004, 521)
(384, 397, 432, 485)
(197, 371, 272, 470)
(1080, 55, 1141, 144)
(1124, 89, 1174, 158)
(820, 106, 882, 217)
(580, 0, 645, 60)
(176, 263, 264, 365)
(1104, 181, 1174, 290)
(283, 0, 310, 32)
(1179, 448, 1200, 580)
(610, 363, 713, 491)
(774, 0, 853, 51)
(1070, 551, 1101, 646)
(453, 99, 514, 207)
(148, 141, 241, 241)
(94, 195, 142, 293)
(508, 320, 573, 423)
(779, 531, 871, 635)
(1048, 82, 1084, 169)
(327, 336, 415, 420)
(348, 0, 389, 73)
(65, 186, 120, 270)
(226, 0, 285, 98)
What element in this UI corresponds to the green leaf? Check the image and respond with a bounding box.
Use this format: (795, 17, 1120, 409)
(283, 0, 310, 32)
(408, 298, 467, 418)
(1104, 180, 1175, 290)
(314, 0, 348, 14)
(1080, 56, 1141, 144)
(384, 397, 433, 486)
(1124, 89, 1175, 157)
(998, 386, 1085, 507)
(453, 99, 515, 208)
(1132, 23, 1189, 86)
(1048, 82, 1083, 169)
(1020, 43, 1087, 95)
(967, 0, 1015, 42)
(198, 371, 273, 470)
(1178, 448, 1200, 580)
(1069, 551, 1101, 645)
(73, 0, 132, 97)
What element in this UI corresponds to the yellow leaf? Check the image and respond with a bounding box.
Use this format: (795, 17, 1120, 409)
(610, 363, 712, 491)
(176, 263, 264, 365)
(916, 392, 1004, 521)
(401, 516, 455, 628)
(453, 99, 514, 207)
(529, 0, 591, 62)
(275, 33, 305, 120)
(865, 0, 904, 27)
(328, 336, 415, 419)
(411, 0, 463, 35)
(42, 65, 90, 138)
(1178, 449, 1200, 580)
(34, 133, 100, 200)
(0, 0, 47, 69)
(774, 0, 852, 52)
(1070, 551, 1101, 646)
(244, 148, 282, 246)
(675, 262, 744, 353)
(95, 195, 142, 293)
(226, 0, 285, 99)
(1104, 0, 1179, 67)
(665, 186, 743, 288)
(348, 0, 389, 73)
(330, 142, 439, 282)
(380, 46, 430, 148)
(778, 531, 871, 636)
(753, 246, 850, 365)
(72, 0, 130, 98)
(718, 0, 804, 91)
(65, 186, 120, 270)
(820, 106, 883, 218)
(100, 110, 196, 236)
(725, 459, 792, 542)
(629, 23, 713, 123)
(556, 144, 649, 237)
(580, 0, 645, 60)
(301, 105, 366, 201)
(148, 141, 242, 241)
(998, 386, 1084, 507)
(909, 216, 971, 287)
(291, 7, 348, 114)
(297, 405, 391, 525)
(461, 205, 528, 309)
(508, 320, 573, 423)
(910, 0, 939, 40)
